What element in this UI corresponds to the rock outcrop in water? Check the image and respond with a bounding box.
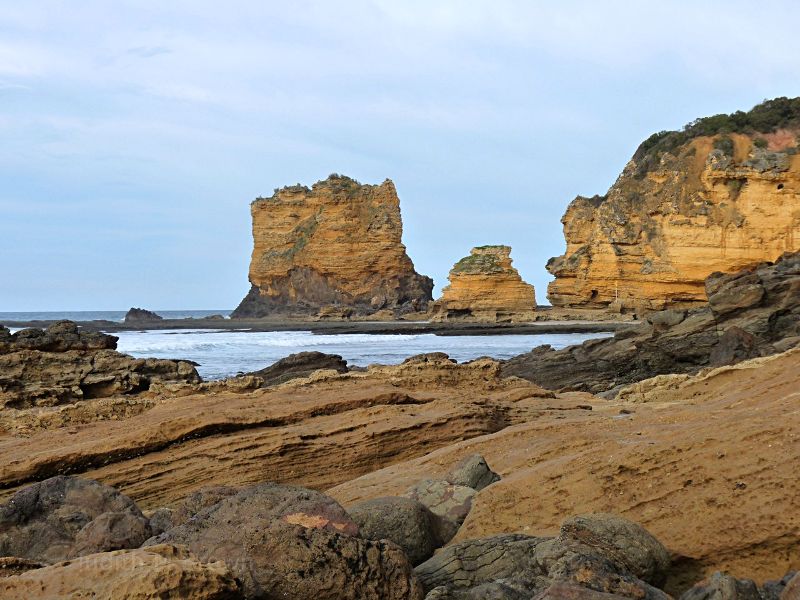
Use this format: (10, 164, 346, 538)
(430, 246, 536, 322)
(505, 250, 800, 394)
(232, 175, 433, 318)
(123, 307, 163, 323)
(547, 97, 800, 312)
(0, 320, 200, 409)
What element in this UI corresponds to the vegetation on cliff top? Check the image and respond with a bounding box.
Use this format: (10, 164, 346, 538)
(632, 96, 800, 176)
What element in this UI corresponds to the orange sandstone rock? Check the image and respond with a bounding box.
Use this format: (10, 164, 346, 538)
(430, 246, 536, 322)
(548, 105, 800, 312)
(232, 174, 432, 318)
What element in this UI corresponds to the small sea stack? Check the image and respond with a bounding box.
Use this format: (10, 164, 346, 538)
(430, 245, 536, 323)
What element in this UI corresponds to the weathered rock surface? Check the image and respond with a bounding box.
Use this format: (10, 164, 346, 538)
(0, 476, 150, 564)
(679, 571, 761, 600)
(232, 174, 433, 318)
(445, 454, 501, 491)
(246, 351, 348, 386)
(547, 98, 800, 311)
(504, 251, 800, 394)
(414, 514, 670, 599)
(781, 573, 800, 600)
(330, 348, 800, 592)
(0, 544, 242, 599)
(404, 479, 475, 543)
(0, 321, 200, 409)
(430, 246, 536, 322)
(124, 307, 164, 323)
(349, 496, 441, 565)
(146, 482, 422, 599)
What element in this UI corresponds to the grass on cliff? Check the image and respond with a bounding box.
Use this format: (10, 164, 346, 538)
(632, 96, 800, 177)
(452, 253, 504, 275)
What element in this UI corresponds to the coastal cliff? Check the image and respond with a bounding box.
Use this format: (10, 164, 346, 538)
(430, 246, 536, 322)
(547, 97, 800, 311)
(232, 175, 433, 318)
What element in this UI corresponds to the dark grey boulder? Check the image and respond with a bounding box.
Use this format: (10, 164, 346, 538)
(445, 454, 501, 491)
(146, 482, 422, 599)
(679, 571, 761, 600)
(246, 351, 348, 386)
(0, 476, 150, 563)
(349, 496, 441, 565)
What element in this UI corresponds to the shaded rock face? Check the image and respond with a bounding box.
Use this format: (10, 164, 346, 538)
(0, 476, 151, 564)
(504, 251, 800, 394)
(430, 246, 536, 323)
(147, 482, 422, 599)
(0, 321, 201, 409)
(124, 307, 163, 323)
(0, 544, 242, 599)
(246, 351, 348, 387)
(415, 514, 671, 599)
(547, 108, 800, 312)
(232, 175, 433, 318)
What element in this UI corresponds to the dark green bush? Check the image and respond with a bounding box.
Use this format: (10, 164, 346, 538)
(632, 97, 800, 177)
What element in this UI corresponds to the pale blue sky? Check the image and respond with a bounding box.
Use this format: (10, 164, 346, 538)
(2, 1, 800, 310)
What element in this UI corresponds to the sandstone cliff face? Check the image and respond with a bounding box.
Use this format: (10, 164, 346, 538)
(430, 246, 536, 322)
(547, 100, 800, 312)
(232, 175, 433, 318)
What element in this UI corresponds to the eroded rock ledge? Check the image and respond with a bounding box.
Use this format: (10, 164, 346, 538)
(547, 97, 800, 312)
(430, 245, 536, 323)
(505, 250, 800, 394)
(0, 321, 200, 409)
(232, 174, 433, 319)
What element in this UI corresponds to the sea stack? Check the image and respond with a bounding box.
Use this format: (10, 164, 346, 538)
(430, 245, 536, 322)
(232, 174, 433, 318)
(547, 97, 800, 312)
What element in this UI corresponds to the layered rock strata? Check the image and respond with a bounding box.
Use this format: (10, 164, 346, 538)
(232, 174, 433, 318)
(547, 98, 800, 311)
(505, 250, 800, 394)
(430, 246, 536, 322)
(0, 321, 200, 409)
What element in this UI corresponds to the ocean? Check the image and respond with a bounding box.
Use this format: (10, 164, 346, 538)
(1, 311, 613, 380)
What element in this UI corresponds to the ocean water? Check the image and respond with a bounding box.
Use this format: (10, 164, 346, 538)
(112, 329, 613, 380)
(0, 310, 230, 323)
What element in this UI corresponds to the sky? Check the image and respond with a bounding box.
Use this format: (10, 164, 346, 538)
(2, 1, 800, 311)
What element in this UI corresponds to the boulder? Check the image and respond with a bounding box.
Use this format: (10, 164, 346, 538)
(679, 572, 761, 600)
(404, 479, 476, 543)
(146, 483, 422, 599)
(556, 514, 671, 587)
(533, 582, 636, 599)
(124, 307, 164, 323)
(0, 476, 150, 564)
(0, 544, 242, 599)
(349, 496, 441, 565)
(782, 572, 800, 600)
(445, 454, 501, 491)
(247, 352, 348, 387)
(415, 534, 550, 592)
(148, 485, 239, 536)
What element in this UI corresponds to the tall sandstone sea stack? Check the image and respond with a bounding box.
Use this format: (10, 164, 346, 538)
(547, 97, 800, 312)
(430, 245, 536, 322)
(232, 175, 433, 318)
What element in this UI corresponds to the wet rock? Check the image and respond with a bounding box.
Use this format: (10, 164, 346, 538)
(445, 454, 501, 491)
(679, 571, 761, 600)
(0, 544, 242, 599)
(0, 476, 150, 564)
(147, 482, 422, 599)
(349, 496, 441, 565)
(124, 307, 164, 323)
(247, 351, 348, 387)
